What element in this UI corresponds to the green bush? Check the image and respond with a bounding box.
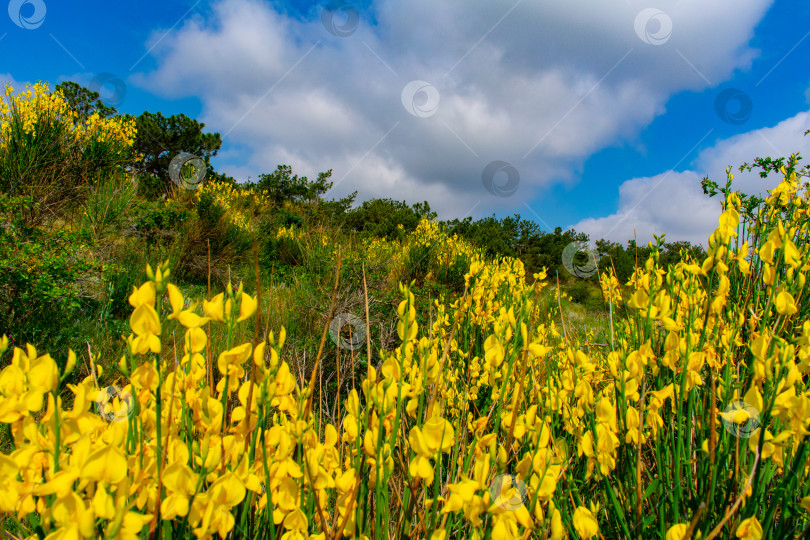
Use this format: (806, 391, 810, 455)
(566, 280, 605, 312)
(0, 83, 136, 222)
(566, 280, 591, 303)
(0, 193, 108, 354)
(134, 198, 191, 245)
(436, 252, 469, 292)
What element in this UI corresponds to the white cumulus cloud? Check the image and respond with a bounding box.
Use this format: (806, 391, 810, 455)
(131, 0, 773, 219)
(572, 110, 810, 246)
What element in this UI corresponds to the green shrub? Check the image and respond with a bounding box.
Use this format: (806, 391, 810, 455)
(134, 198, 191, 245)
(0, 82, 136, 222)
(0, 193, 108, 354)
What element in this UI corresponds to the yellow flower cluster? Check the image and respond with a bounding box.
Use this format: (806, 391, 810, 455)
(276, 225, 298, 240)
(362, 218, 483, 284)
(188, 180, 271, 232)
(0, 82, 136, 150)
(403, 218, 479, 266)
(1, 166, 809, 539)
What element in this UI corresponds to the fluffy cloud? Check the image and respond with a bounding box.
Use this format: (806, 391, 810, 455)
(132, 0, 772, 219)
(573, 110, 810, 246)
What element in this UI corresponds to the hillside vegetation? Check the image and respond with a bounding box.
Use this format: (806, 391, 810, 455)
(1, 81, 809, 540)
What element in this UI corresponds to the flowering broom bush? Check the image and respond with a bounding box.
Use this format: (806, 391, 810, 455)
(187, 180, 271, 234)
(0, 82, 136, 198)
(1, 159, 809, 539)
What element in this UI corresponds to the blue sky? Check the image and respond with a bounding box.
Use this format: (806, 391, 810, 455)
(3, 0, 810, 245)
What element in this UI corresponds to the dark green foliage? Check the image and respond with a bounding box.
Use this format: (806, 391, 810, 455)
(280, 208, 304, 229)
(0, 194, 108, 353)
(439, 253, 470, 292)
(134, 198, 191, 245)
(445, 214, 588, 281)
(566, 280, 591, 304)
(444, 214, 540, 259)
(272, 235, 305, 267)
(346, 198, 436, 239)
(565, 280, 604, 312)
(133, 111, 222, 199)
(595, 238, 707, 283)
(244, 165, 356, 228)
(442, 212, 707, 286)
(54, 81, 117, 121)
(254, 165, 335, 206)
(196, 190, 227, 227)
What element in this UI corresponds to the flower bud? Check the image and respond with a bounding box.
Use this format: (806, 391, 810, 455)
(65, 349, 77, 375)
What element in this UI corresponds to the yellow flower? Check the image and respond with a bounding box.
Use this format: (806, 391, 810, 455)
(161, 461, 198, 520)
(736, 516, 763, 540)
(130, 361, 159, 393)
(572, 504, 599, 539)
(128, 281, 156, 309)
(174, 310, 211, 329)
(81, 445, 128, 485)
(775, 291, 798, 316)
(238, 291, 257, 322)
(422, 414, 456, 453)
(129, 303, 161, 354)
(783, 239, 801, 268)
(28, 352, 59, 393)
(203, 292, 226, 322)
(166, 283, 185, 316)
(759, 241, 775, 266)
(108, 511, 153, 540)
(666, 523, 688, 540)
(217, 343, 252, 395)
(549, 503, 565, 539)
